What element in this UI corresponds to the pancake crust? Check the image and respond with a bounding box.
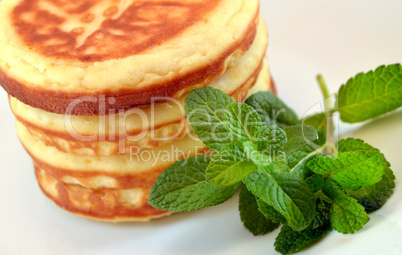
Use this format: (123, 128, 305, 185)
(0, 0, 260, 114)
(35, 167, 171, 222)
(12, 0, 220, 62)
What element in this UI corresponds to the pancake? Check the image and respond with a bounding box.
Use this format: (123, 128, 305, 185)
(35, 166, 171, 222)
(0, 0, 260, 115)
(10, 20, 269, 156)
(31, 73, 273, 222)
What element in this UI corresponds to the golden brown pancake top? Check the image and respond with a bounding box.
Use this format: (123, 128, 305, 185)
(12, 0, 220, 62)
(1, 0, 260, 115)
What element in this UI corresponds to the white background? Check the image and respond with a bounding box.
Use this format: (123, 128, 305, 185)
(0, 0, 401, 254)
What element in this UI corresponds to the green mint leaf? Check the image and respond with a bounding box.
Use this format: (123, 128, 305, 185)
(346, 168, 395, 213)
(206, 143, 257, 188)
(336, 138, 394, 206)
(257, 198, 287, 224)
(305, 174, 324, 193)
(283, 125, 321, 179)
(284, 125, 319, 155)
(242, 141, 289, 172)
(239, 186, 280, 236)
(302, 113, 327, 145)
(245, 91, 299, 126)
(274, 223, 331, 255)
(288, 148, 323, 179)
(252, 125, 287, 151)
(307, 151, 387, 191)
(242, 141, 275, 168)
(224, 102, 262, 143)
(306, 175, 333, 203)
(323, 179, 369, 234)
(284, 125, 319, 167)
(337, 138, 379, 152)
(311, 200, 331, 229)
(337, 64, 402, 123)
(274, 199, 332, 254)
(149, 156, 240, 212)
(244, 170, 316, 231)
(314, 190, 333, 204)
(185, 87, 235, 153)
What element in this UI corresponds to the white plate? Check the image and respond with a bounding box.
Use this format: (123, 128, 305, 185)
(0, 1, 401, 254)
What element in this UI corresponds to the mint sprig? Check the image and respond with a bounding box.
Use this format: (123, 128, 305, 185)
(337, 64, 402, 123)
(149, 64, 401, 254)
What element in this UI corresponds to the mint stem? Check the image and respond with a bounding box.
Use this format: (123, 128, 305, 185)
(317, 75, 331, 101)
(317, 74, 335, 155)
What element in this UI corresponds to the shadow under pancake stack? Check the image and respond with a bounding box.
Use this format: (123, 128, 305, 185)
(0, 0, 273, 222)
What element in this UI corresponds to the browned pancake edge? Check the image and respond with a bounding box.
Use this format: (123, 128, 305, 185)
(35, 166, 171, 222)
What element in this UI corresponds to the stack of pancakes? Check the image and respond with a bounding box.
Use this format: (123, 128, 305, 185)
(0, 0, 274, 222)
